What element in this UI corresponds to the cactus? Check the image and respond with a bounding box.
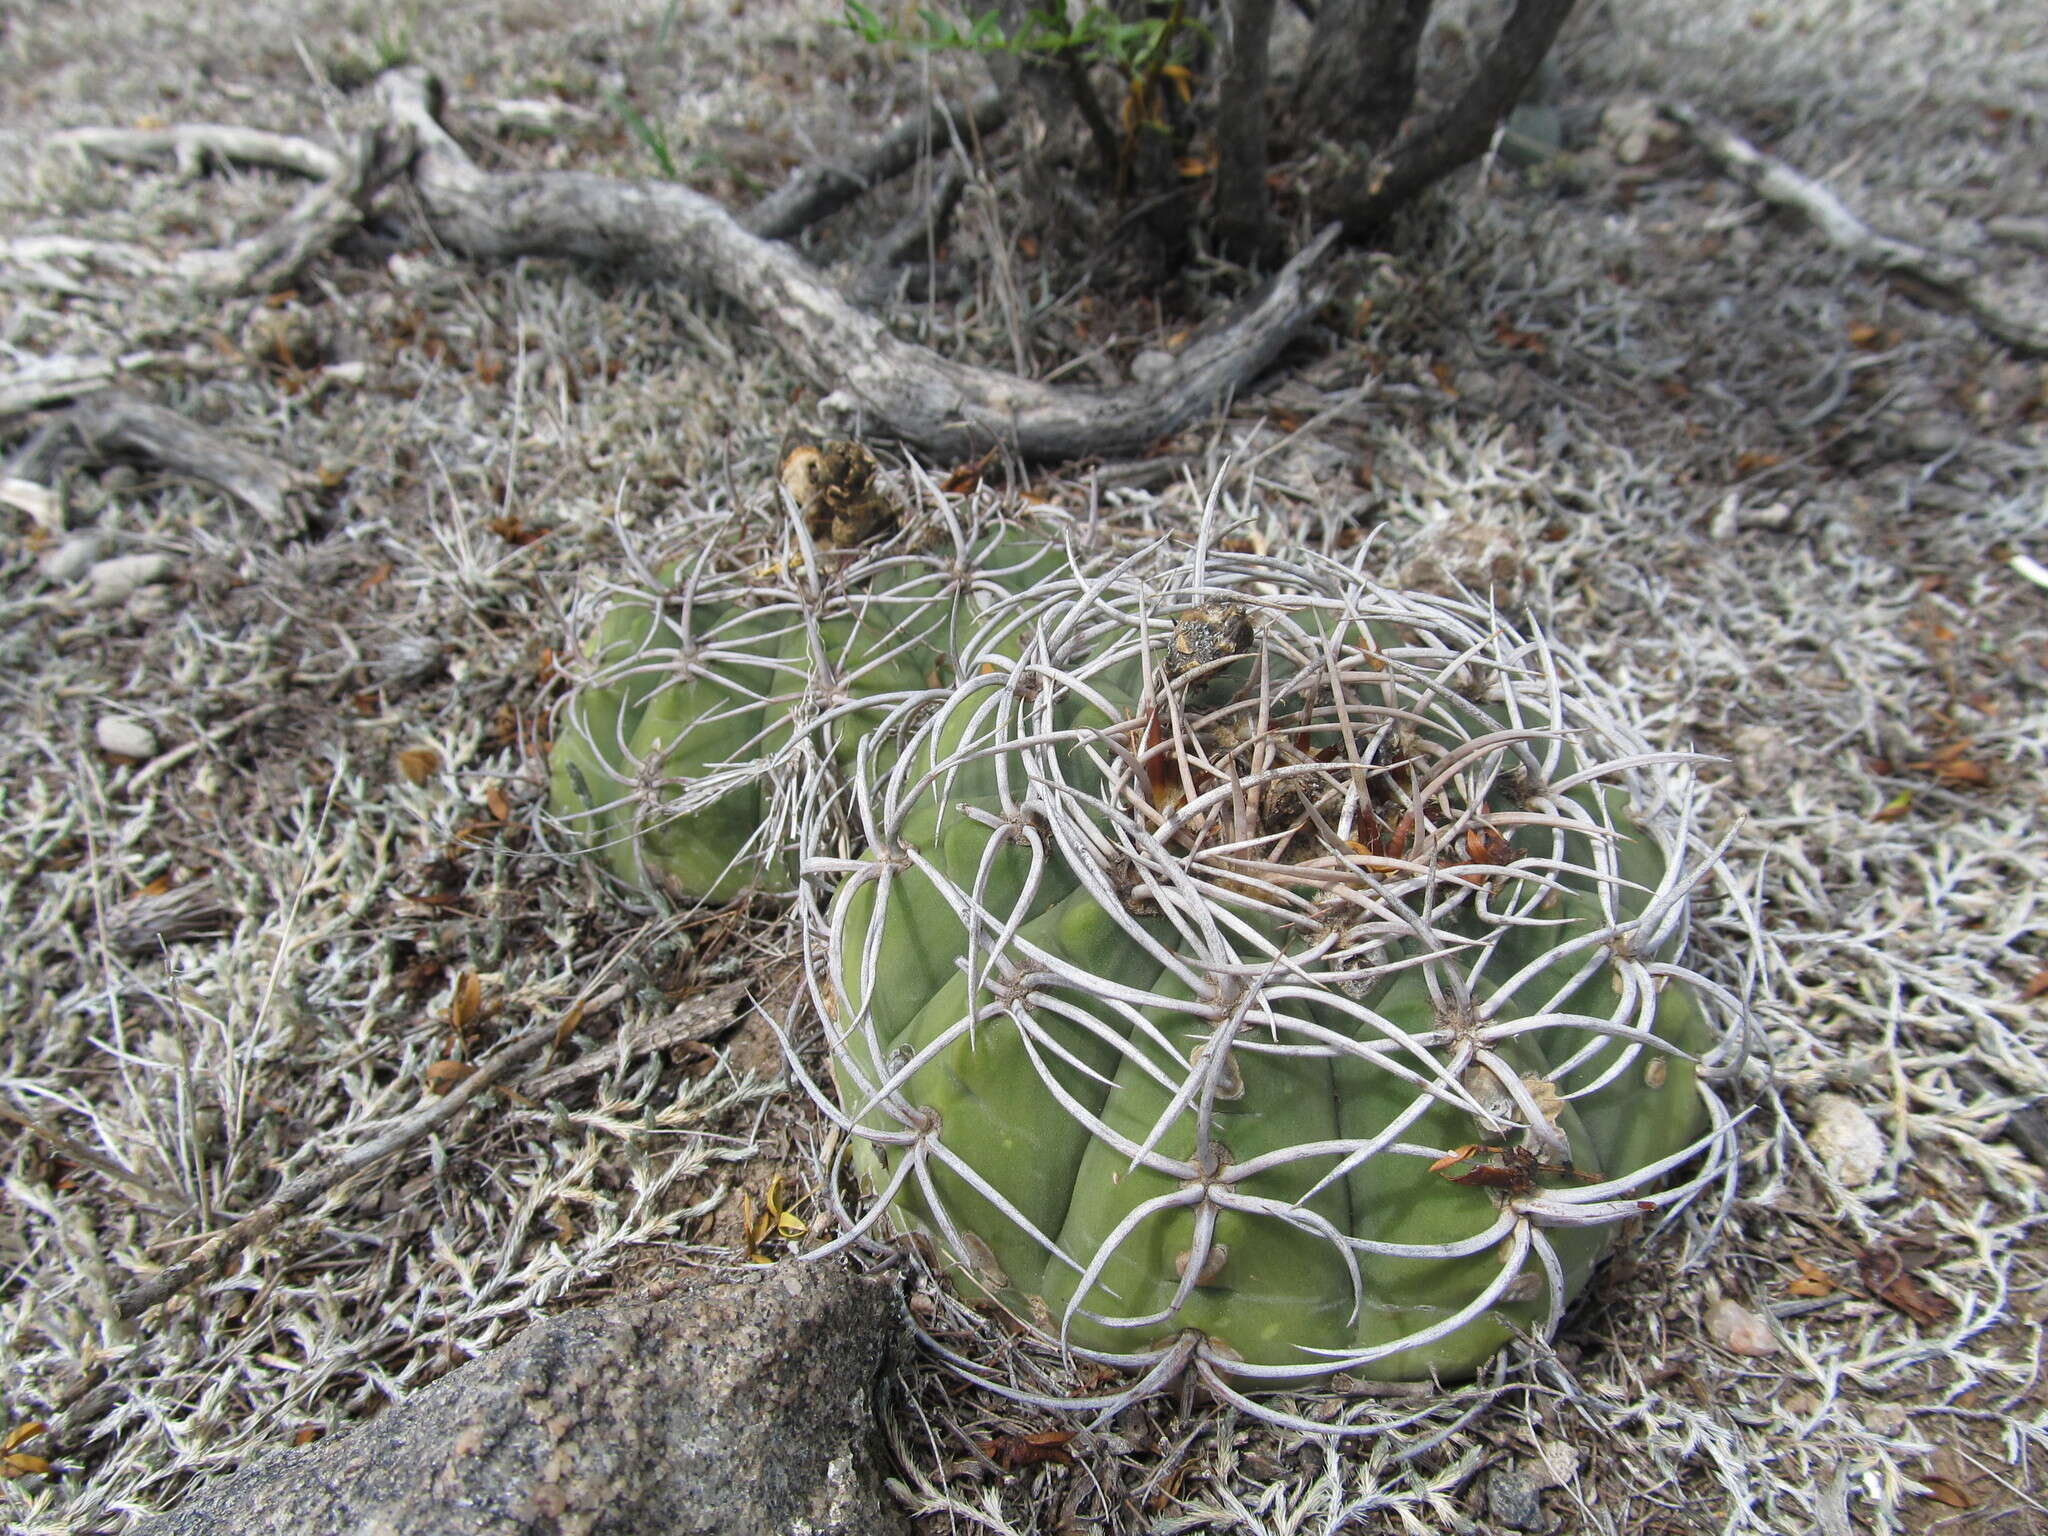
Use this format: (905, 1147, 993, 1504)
(798, 537, 1745, 1409)
(544, 449, 1060, 903)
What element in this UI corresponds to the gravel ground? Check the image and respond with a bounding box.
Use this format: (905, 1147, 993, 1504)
(2, 1, 2044, 1531)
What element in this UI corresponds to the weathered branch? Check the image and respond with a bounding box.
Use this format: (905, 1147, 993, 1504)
(520, 981, 747, 1100)
(49, 119, 413, 296)
(1664, 103, 2048, 359)
(18, 390, 307, 532)
(0, 236, 164, 298)
(177, 124, 416, 294)
(380, 69, 1341, 461)
(743, 89, 1008, 241)
(1328, 0, 1576, 236)
(1295, 0, 1435, 148)
(0, 353, 166, 418)
(849, 158, 971, 308)
(1214, 0, 1278, 262)
(50, 123, 346, 182)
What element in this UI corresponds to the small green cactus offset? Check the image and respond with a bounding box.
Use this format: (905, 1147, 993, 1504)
(545, 445, 1056, 902)
(798, 537, 1744, 1409)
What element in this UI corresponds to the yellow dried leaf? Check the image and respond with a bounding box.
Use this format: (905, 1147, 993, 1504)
(1, 1453, 52, 1478)
(449, 970, 482, 1034)
(765, 1173, 808, 1241)
(0, 1422, 45, 1456)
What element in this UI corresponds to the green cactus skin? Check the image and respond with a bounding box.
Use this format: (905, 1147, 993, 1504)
(545, 513, 1057, 904)
(810, 546, 1738, 1393)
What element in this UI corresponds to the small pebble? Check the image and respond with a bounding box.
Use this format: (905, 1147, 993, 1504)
(1129, 349, 1176, 386)
(1809, 1093, 1887, 1187)
(88, 552, 174, 606)
(39, 532, 104, 584)
(1706, 1297, 1778, 1357)
(1486, 1468, 1551, 1533)
(1525, 1439, 1580, 1490)
(96, 716, 158, 760)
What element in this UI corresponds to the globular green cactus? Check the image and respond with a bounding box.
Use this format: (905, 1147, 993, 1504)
(798, 538, 1744, 1412)
(545, 450, 1059, 903)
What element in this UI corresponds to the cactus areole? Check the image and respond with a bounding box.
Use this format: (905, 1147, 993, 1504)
(800, 542, 1742, 1406)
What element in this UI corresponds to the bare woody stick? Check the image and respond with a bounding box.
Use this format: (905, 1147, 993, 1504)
(378, 68, 1339, 462)
(743, 88, 1008, 241)
(1663, 103, 2048, 359)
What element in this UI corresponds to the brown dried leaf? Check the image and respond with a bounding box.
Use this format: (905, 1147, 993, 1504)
(424, 1059, 474, 1095)
(1919, 1476, 1975, 1510)
(982, 1430, 1076, 1471)
(1, 1453, 52, 1479)
(1786, 1255, 1837, 1298)
(1871, 789, 1914, 822)
(397, 746, 441, 785)
(1931, 754, 1992, 787)
(2021, 966, 2048, 1001)
(1463, 825, 1517, 867)
(552, 999, 587, 1052)
(291, 1425, 324, 1446)
(486, 513, 546, 546)
(1859, 1244, 1956, 1327)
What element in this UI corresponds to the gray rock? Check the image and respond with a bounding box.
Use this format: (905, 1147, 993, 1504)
(39, 531, 103, 584)
(134, 1261, 908, 1536)
(95, 716, 158, 760)
(87, 551, 174, 606)
(1486, 1467, 1552, 1533)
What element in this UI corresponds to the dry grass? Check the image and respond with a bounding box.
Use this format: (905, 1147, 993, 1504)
(2, 0, 2045, 1532)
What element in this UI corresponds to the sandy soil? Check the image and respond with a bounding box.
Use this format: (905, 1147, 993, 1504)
(2, 1, 2044, 1531)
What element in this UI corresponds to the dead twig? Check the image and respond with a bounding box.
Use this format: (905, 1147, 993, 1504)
(114, 1012, 562, 1319)
(379, 68, 1340, 461)
(1328, 0, 1576, 236)
(50, 123, 346, 183)
(178, 123, 416, 294)
(521, 980, 748, 1099)
(743, 89, 1008, 242)
(17, 390, 307, 533)
(125, 700, 288, 793)
(0, 1097, 185, 1209)
(848, 158, 970, 308)
(1662, 103, 2048, 359)
(1959, 1065, 2048, 1171)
